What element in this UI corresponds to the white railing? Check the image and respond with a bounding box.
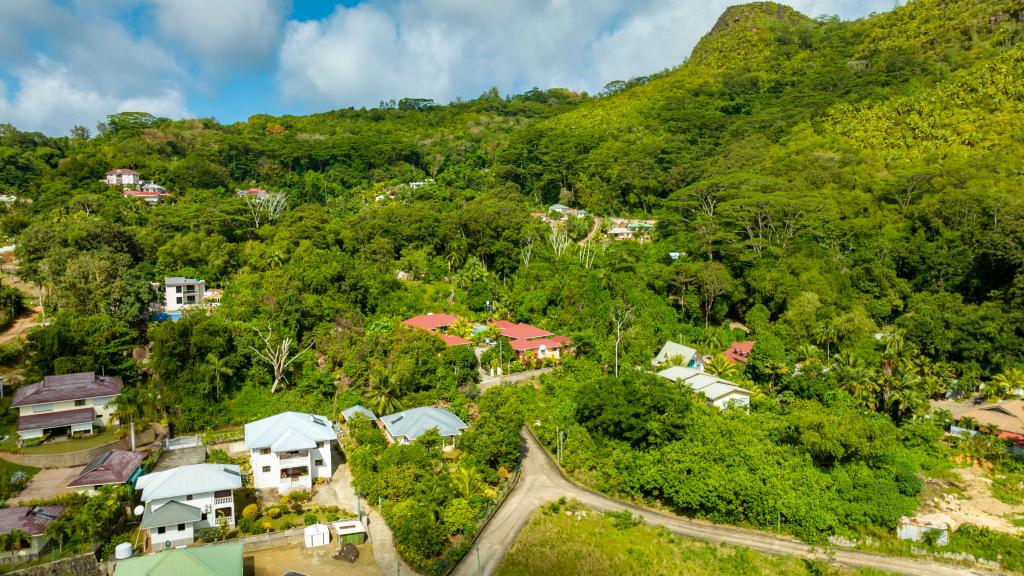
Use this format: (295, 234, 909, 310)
(279, 476, 312, 494)
(163, 435, 202, 450)
(214, 496, 233, 505)
(279, 455, 309, 469)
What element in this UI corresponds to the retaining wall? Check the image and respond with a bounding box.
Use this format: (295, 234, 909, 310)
(5, 553, 100, 576)
(0, 429, 156, 469)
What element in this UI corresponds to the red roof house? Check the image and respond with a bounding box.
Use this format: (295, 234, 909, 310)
(722, 340, 756, 363)
(492, 320, 553, 340)
(402, 313, 468, 347)
(67, 448, 145, 489)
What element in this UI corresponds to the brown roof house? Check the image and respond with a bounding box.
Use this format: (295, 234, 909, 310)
(0, 506, 66, 562)
(11, 372, 122, 445)
(67, 448, 145, 493)
(955, 400, 1024, 455)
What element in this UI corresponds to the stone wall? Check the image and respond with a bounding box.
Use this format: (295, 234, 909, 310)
(236, 525, 306, 552)
(5, 553, 100, 576)
(0, 429, 157, 469)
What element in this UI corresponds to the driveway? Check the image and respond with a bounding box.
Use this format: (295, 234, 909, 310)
(9, 467, 79, 504)
(315, 446, 415, 576)
(151, 445, 206, 471)
(478, 368, 553, 393)
(451, 428, 1001, 576)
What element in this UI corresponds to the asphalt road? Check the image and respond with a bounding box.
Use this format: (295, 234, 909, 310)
(451, 428, 1001, 576)
(477, 367, 553, 392)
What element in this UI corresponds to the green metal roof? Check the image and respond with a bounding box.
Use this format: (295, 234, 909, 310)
(114, 543, 243, 576)
(140, 500, 202, 529)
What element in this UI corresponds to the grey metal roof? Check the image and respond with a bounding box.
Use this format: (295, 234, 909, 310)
(136, 464, 241, 502)
(0, 506, 66, 536)
(342, 405, 377, 422)
(656, 366, 751, 404)
(244, 411, 335, 452)
(379, 407, 468, 441)
(141, 500, 203, 529)
(652, 341, 699, 366)
(164, 277, 203, 285)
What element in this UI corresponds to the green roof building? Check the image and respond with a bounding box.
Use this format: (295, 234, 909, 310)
(113, 543, 243, 576)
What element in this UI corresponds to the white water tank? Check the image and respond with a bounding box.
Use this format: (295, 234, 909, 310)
(114, 542, 134, 560)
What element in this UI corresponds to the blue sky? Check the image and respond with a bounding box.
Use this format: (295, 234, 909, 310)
(0, 0, 898, 136)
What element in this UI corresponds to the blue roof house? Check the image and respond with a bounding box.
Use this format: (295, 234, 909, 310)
(379, 407, 469, 449)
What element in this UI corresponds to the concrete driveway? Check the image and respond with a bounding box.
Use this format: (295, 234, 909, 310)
(9, 467, 80, 504)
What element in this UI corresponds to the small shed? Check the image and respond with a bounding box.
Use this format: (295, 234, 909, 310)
(333, 519, 367, 546)
(303, 524, 331, 548)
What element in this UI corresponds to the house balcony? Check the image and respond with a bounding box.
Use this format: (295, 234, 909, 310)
(279, 475, 312, 494)
(278, 453, 310, 468)
(214, 495, 233, 505)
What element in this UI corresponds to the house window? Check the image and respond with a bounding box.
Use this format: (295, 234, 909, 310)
(260, 448, 271, 455)
(318, 442, 325, 449)
(186, 495, 193, 501)
(177, 524, 185, 531)
(175, 286, 182, 293)
(75, 399, 86, 406)
(315, 459, 323, 467)
(176, 297, 182, 304)
(201, 513, 207, 521)
(262, 466, 271, 473)
(214, 490, 231, 499)
(157, 527, 166, 534)
(32, 403, 53, 414)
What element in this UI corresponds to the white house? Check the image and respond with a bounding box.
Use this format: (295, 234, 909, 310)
(379, 406, 469, 449)
(652, 341, 704, 371)
(11, 372, 122, 443)
(657, 366, 751, 409)
(105, 169, 141, 186)
(164, 277, 205, 311)
(136, 464, 242, 551)
(244, 412, 336, 494)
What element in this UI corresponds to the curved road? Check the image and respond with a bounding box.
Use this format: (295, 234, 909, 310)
(451, 428, 999, 576)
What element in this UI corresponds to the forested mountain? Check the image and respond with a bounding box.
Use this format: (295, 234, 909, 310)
(1, 0, 1024, 564)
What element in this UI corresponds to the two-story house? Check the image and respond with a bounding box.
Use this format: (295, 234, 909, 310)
(164, 277, 206, 311)
(105, 169, 141, 187)
(244, 412, 336, 494)
(136, 464, 242, 551)
(11, 372, 122, 444)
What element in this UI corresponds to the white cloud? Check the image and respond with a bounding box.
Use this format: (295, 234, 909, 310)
(275, 0, 899, 111)
(0, 59, 190, 135)
(149, 0, 290, 72)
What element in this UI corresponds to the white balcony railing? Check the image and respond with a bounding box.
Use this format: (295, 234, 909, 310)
(279, 476, 312, 494)
(214, 496, 233, 505)
(279, 455, 309, 469)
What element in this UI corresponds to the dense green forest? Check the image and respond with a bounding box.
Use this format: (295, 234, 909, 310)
(2, 0, 1024, 569)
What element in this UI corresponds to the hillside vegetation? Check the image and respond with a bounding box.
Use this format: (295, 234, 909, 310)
(0, 0, 1023, 570)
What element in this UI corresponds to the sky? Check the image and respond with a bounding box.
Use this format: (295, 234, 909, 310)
(0, 0, 899, 136)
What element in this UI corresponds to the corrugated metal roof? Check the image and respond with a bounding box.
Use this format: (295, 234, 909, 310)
(136, 464, 241, 502)
(141, 500, 202, 529)
(18, 406, 96, 432)
(67, 448, 145, 488)
(244, 411, 335, 451)
(114, 543, 243, 576)
(341, 405, 377, 422)
(652, 341, 699, 366)
(12, 372, 122, 407)
(380, 407, 468, 441)
(0, 506, 66, 536)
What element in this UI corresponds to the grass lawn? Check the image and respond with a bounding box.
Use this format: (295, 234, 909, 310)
(5, 428, 121, 454)
(495, 499, 890, 576)
(0, 456, 39, 478)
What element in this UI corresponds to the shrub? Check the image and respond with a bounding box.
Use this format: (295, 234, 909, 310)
(291, 502, 304, 515)
(242, 503, 260, 521)
(281, 520, 295, 530)
(303, 513, 318, 526)
(325, 512, 339, 522)
(261, 521, 273, 532)
(288, 490, 312, 504)
(237, 517, 256, 534)
(267, 506, 282, 519)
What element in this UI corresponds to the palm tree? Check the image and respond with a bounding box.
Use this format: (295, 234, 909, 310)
(367, 367, 403, 416)
(796, 343, 821, 365)
(986, 368, 1023, 401)
(704, 354, 738, 379)
(449, 318, 473, 339)
(882, 333, 912, 376)
(5, 529, 29, 553)
(205, 353, 234, 401)
(452, 465, 484, 499)
(814, 321, 838, 358)
(45, 518, 73, 553)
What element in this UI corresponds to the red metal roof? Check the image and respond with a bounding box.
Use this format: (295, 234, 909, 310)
(13, 372, 123, 407)
(18, 407, 96, 432)
(0, 506, 66, 536)
(511, 337, 568, 351)
(493, 320, 553, 340)
(438, 333, 472, 347)
(722, 340, 755, 363)
(67, 448, 145, 488)
(403, 313, 460, 332)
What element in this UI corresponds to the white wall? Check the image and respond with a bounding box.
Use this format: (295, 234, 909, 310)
(147, 491, 235, 531)
(712, 393, 751, 410)
(164, 282, 205, 311)
(249, 442, 333, 490)
(16, 395, 117, 427)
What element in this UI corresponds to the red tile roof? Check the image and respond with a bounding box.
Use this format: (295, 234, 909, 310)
(0, 506, 66, 536)
(18, 407, 96, 432)
(13, 372, 123, 407)
(510, 337, 569, 351)
(438, 333, 472, 347)
(67, 448, 145, 488)
(403, 313, 460, 332)
(722, 340, 756, 363)
(493, 320, 553, 340)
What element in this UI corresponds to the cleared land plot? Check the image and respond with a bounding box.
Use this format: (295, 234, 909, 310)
(249, 542, 382, 576)
(495, 500, 891, 576)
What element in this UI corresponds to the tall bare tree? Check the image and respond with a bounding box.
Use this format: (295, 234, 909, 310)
(610, 299, 634, 377)
(248, 326, 312, 393)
